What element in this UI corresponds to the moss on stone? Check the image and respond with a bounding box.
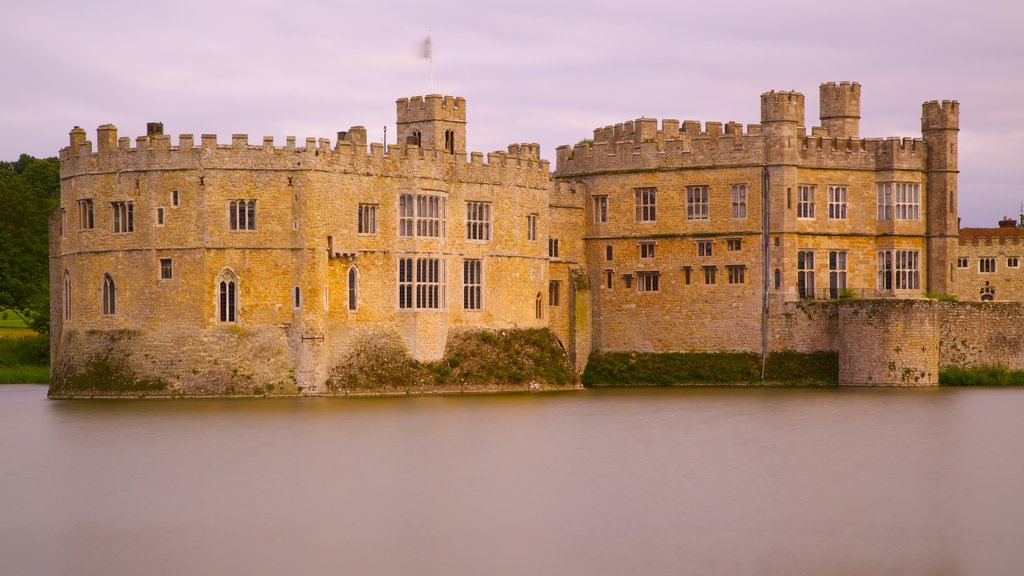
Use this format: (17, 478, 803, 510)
(328, 328, 576, 393)
(583, 350, 838, 386)
(50, 356, 168, 397)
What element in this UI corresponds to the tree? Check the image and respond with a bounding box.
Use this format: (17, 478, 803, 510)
(0, 155, 59, 334)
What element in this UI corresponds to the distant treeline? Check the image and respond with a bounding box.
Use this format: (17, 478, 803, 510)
(0, 154, 59, 334)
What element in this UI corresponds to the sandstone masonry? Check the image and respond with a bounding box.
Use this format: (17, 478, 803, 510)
(49, 82, 1024, 393)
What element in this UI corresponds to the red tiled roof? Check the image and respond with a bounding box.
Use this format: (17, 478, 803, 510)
(959, 227, 1024, 243)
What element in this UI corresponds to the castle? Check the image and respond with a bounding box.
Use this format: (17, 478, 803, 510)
(49, 82, 1024, 394)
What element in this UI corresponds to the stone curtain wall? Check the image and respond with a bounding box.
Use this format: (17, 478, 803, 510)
(837, 300, 940, 386)
(940, 301, 1024, 370)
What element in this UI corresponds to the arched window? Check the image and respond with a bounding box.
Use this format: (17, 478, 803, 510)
(348, 267, 358, 311)
(102, 274, 116, 315)
(62, 270, 71, 319)
(412, 130, 422, 147)
(216, 269, 239, 323)
(535, 292, 542, 319)
(444, 129, 455, 154)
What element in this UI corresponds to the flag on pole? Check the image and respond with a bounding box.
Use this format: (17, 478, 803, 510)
(420, 35, 432, 59)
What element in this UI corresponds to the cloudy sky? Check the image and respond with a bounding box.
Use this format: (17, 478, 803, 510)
(3, 0, 1021, 226)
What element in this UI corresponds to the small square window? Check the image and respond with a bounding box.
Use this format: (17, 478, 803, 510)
(727, 238, 741, 251)
(697, 240, 713, 257)
(640, 242, 655, 259)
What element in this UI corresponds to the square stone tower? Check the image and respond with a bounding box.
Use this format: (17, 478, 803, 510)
(395, 95, 466, 153)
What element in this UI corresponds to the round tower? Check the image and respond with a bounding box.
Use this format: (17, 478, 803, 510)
(819, 81, 860, 138)
(760, 90, 805, 132)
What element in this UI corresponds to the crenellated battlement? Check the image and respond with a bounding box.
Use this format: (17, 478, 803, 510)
(60, 123, 549, 182)
(396, 94, 466, 124)
(819, 81, 861, 138)
(760, 90, 805, 125)
(922, 100, 959, 131)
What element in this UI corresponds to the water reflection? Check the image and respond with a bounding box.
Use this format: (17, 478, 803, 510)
(2, 385, 1023, 574)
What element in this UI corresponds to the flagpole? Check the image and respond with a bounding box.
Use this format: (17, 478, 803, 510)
(429, 29, 434, 93)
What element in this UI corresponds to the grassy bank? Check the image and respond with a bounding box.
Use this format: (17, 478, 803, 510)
(582, 350, 838, 386)
(939, 366, 1024, 386)
(0, 332, 49, 384)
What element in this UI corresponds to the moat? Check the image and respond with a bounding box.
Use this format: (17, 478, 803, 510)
(2, 384, 1023, 574)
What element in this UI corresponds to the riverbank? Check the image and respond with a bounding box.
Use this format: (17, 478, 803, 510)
(0, 318, 49, 384)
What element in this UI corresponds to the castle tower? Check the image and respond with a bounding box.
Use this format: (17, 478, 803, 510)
(922, 99, 959, 294)
(819, 81, 860, 138)
(395, 95, 466, 153)
(760, 90, 804, 302)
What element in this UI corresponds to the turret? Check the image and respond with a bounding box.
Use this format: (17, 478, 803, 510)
(921, 99, 960, 295)
(395, 94, 466, 154)
(819, 82, 860, 138)
(760, 90, 805, 133)
(68, 126, 87, 156)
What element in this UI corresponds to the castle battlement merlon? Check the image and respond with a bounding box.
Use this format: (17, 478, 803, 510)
(395, 94, 466, 125)
(922, 100, 959, 131)
(60, 123, 549, 181)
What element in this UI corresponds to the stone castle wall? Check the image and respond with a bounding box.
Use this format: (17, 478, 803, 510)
(52, 119, 558, 394)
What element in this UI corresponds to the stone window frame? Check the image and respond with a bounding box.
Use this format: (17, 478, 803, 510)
(637, 270, 660, 293)
(979, 257, 996, 274)
(398, 256, 446, 310)
(682, 266, 692, 285)
(228, 200, 256, 231)
(347, 267, 359, 312)
(1008, 257, 1020, 269)
(957, 257, 969, 269)
(78, 199, 94, 230)
(797, 250, 815, 299)
(702, 266, 716, 285)
(605, 269, 613, 289)
(894, 183, 921, 220)
(548, 238, 559, 259)
(878, 250, 920, 291)
(686, 185, 709, 221)
(796, 185, 815, 219)
(159, 258, 173, 280)
(63, 270, 72, 321)
(548, 280, 561, 306)
(639, 241, 656, 259)
(112, 201, 134, 234)
(731, 184, 747, 219)
(101, 273, 116, 316)
(398, 193, 446, 238)
(293, 286, 302, 310)
(466, 201, 492, 241)
(827, 185, 848, 220)
(697, 239, 713, 257)
(527, 213, 538, 241)
(463, 259, 483, 310)
(828, 251, 847, 299)
(634, 187, 656, 223)
(726, 238, 742, 252)
(171, 189, 180, 208)
(215, 268, 240, 324)
(593, 195, 608, 224)
(727, 265, 745, 285)
(358, 204, 378, 235)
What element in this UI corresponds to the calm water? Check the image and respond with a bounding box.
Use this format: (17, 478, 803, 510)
(2, 384, 1024, 575)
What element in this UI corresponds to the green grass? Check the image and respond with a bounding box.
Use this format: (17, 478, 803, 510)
(583, 351, 838, 386)
(0, 334, 49, 383)
(939, 366, 1024, 386)
(0, 366, 49, 384)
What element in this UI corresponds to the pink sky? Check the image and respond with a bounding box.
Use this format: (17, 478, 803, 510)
(3, 0, 1021, 226)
